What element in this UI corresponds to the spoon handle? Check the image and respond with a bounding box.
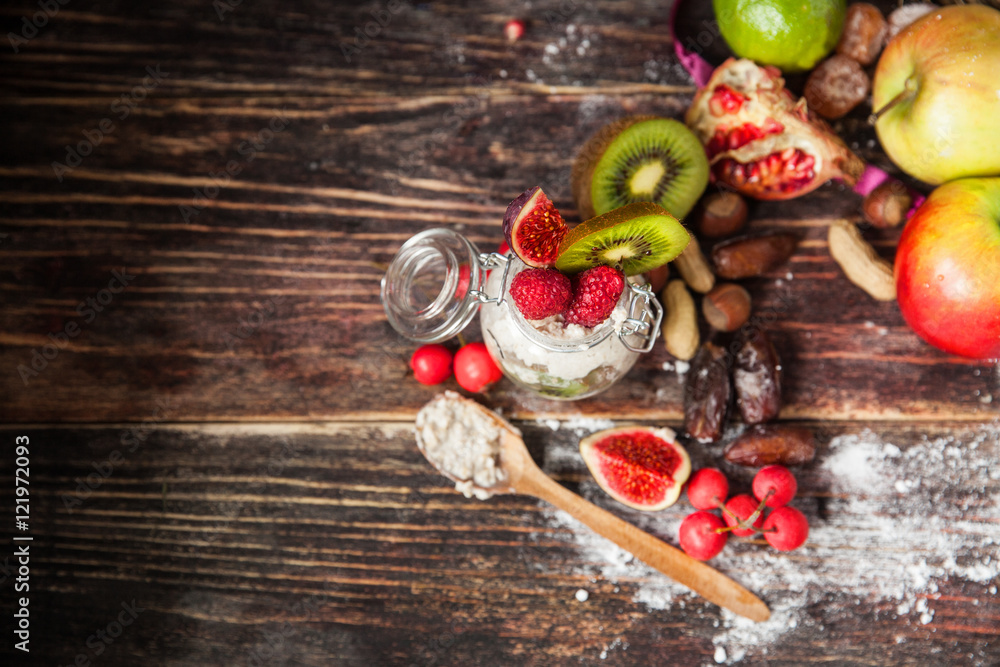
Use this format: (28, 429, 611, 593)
(516, 465, 770, 623)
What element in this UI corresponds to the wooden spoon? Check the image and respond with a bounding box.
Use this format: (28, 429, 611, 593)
(416, 394, 770, 623)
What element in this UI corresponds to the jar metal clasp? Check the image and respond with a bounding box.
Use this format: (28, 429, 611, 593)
(619, 282, 663, 353)
(469, 252, 510, 305)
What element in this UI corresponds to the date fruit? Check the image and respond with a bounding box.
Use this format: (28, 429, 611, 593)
(724, 424, 816, 467)
(683, 342, 732, 444)
(734, 330, 782, 424)
(712, 233, 798, 279)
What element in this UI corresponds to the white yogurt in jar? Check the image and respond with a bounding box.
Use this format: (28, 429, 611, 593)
(478, 260, 641, 399)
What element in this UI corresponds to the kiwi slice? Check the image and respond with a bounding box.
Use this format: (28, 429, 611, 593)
(571, 116, 709, 221)
(555, 202, 691, 277)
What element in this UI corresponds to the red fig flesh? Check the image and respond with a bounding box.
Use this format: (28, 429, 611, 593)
(502, 186, 568, 268)
(579, 427, 691, 511)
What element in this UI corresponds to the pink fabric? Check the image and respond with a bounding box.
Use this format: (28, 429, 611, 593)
(670, 0, 714, 87)
(855, 165, 926, 217)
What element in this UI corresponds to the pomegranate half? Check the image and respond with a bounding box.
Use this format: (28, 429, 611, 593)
(685, 59, 865, 201)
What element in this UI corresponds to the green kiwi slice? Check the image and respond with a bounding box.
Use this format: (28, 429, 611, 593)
(571, 116, 709, 221)
(555, 202, 691, 276)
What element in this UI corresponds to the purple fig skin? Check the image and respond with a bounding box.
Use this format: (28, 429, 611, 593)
(501, 185, 567, 268)
(502, 186, 539, 247)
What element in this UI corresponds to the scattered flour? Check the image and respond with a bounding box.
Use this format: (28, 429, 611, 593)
(534, 422, 1000, 664)
(661, 359, 689, 383)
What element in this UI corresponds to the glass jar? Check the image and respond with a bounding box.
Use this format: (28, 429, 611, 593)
(381, 228, 662, 400)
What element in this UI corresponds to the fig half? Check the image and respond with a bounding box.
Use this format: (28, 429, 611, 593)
(502, 186, 568, 268)
(579, 426, 691, 511)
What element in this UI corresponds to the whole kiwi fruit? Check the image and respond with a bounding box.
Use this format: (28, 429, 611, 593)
(572, 116, 709, 221)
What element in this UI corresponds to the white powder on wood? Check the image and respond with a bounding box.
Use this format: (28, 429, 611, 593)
(534, 420, 1000, 664)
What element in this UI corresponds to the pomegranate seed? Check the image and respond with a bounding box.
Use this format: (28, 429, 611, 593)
(709, 84, 746, 116)
(762, 117, 784, 134)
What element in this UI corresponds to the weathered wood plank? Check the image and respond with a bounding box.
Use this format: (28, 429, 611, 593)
(1, 0, 995, 423)
(0, 420, 997, 665)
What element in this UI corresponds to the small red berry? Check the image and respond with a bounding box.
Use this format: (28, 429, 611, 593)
(678, 511, 728, 561)
(453, 342, 503, 392)
(563, 265, 625, 328)
(687, 468, 729, 511)
(753, 465, 797, 508)
(510, 268, 573, 320)
(454, 263, 471, 300)
(762, 506, 809, 551)
(723, 494, 765, 537)
(410, 344, 453, 385)
(504, 19, 525, 43)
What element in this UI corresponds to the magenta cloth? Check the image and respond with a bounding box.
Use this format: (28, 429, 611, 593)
(670, 0, 714, 87)
(855, 165, 926, 216)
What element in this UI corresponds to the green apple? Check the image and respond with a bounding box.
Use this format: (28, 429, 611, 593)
(872, 5, 1000, 185)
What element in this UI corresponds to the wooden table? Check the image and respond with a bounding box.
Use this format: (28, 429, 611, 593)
(1, 0, 997, 664)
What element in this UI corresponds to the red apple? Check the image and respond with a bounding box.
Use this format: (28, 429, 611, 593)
(894, 178, 1000, 360)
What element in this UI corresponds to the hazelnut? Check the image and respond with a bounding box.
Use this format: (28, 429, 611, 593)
(647, 263, 670, 294)
(702, 283, 752, 332)
(862, 182, 912, 229)
(698, 191, 748, 239)
(836, 3, 888, 66)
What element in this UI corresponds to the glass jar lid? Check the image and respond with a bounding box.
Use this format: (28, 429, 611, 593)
(381, 228, 486, 343)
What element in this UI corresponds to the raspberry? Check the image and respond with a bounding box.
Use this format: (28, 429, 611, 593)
(509, 268, 572, 320)
(563, 266, 625, 328)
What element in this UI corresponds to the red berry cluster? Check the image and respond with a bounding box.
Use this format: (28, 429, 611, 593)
(409, 341, 502, 393)
(510, 265, 625, 328)
(408, 241, 509, 393)
(678, 465, 809, 561)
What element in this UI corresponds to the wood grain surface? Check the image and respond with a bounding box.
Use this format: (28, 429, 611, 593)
(1, 421, 998, 665)
(0, 0, 998, 664)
